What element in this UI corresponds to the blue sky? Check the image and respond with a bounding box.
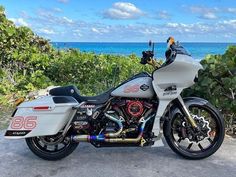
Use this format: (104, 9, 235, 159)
(0, 0, 236, 42)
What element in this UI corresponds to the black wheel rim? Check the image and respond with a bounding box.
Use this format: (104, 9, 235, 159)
(31, 134, 71, 154)
(170, 105, 222, 155)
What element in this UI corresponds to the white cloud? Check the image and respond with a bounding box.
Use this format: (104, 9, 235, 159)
(73, 29, 82, 37)
(20, 11, 30, 19)
(188, 6, 218, 20)
(36, 7, 62, 15)
(30, 18, 236, 42)
(156, 11, 171, 20)
(58, 0, 69, 3)
(91, 27, 109, 35)
(33, 10, 75, 26)
(166, 22, 212, 34)
(200, 12, 217, 19)
(62, 16, 73, 24)
(226, 8, 236, 13)
(53, 7, 63, 13)
(140, 28, 162, 35)
(16, 5, 236, 42)
(9, 18, 29, 27)
(91, 27, 100, 33)
(189, 6, 218, 13)
(222, 20, 236, 28)
(166, 23, 178, 28)
(38, 28, 56, 35)
(103, 2, 144, 19)
(187, 6, 236, 20)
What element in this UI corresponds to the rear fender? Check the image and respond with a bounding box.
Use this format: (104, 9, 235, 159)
(5, 96, 78, 139)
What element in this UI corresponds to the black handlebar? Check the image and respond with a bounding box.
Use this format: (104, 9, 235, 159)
(140, 50, 154, 65)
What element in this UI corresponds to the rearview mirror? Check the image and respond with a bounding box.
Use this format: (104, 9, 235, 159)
(149, 40, 152, 47)
(148, 40, 155, 54)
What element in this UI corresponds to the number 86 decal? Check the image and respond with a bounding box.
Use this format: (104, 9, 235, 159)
(11, 116, 37, 130)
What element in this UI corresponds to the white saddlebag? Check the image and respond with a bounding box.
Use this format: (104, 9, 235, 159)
(5, 96, 78, 139)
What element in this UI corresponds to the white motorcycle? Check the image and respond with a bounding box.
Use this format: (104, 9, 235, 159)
(5, 37, 225, 160)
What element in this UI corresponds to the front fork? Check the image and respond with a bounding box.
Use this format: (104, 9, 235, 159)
(176, 96, 198, 128)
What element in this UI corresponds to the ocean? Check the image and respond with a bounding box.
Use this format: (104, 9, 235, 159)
(51, 42, 236, 60)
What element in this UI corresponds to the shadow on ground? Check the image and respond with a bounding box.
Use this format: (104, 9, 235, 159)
(0, 131, 236, 177)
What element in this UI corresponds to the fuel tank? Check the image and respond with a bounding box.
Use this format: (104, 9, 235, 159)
(111, 76, 154, 98)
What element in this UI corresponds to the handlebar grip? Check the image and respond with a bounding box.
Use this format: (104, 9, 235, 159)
(140, 51, 154, 65)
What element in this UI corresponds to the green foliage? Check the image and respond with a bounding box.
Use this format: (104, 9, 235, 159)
(185, 46, 236, 130)
(0, 5, 151, 105)
(0, 6, 52, 74)
(47, 49, 152, 95)
(0, 6, 53, 105)
(0, 5, 235, 132)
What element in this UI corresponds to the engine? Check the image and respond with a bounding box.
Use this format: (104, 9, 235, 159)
(101, 98, 155, 142)
(71, 98, 155, 142)
(112, 98, 153, 124)
(126, 100, 144, 118)
(71, 104, 103, 133)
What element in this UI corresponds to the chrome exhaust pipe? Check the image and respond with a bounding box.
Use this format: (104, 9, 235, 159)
(72, 112, 123, 142)
(103, 113, 123, 138)
(72, 113, 155, 144)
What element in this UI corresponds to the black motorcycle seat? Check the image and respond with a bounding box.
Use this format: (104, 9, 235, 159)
(49, 85, 112, 104)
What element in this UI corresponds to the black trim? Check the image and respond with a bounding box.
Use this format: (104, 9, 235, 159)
(49, 86, 113, 104)
(11, 109, 17, 117)
(140, 84, 149, 91)
(114, 72, 152, 90)
(152, 44, 192, 78)
(164, 85, 177, 92)
(49, 72, 152, 104)
(5, 130, 31, 136)
(53, 96, 77, 104)
(170, 44, 191, 56)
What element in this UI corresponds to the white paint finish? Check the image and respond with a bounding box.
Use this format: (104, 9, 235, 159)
(5, 96, 78, 139)
(151, 54, 203, 142)
(5, 53, 203, 144)
(111, 77, 154, 98)
(153, 54, 202, 90)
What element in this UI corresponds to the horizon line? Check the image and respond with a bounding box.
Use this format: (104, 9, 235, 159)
(51, 41, 236, 43)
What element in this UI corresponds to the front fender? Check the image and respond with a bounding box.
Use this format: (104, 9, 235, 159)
(182, 97, 208, 106)
(163, 97, 209, 121)
(164, 97, 221, 121)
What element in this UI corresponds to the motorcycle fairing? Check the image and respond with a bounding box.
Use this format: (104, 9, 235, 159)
(151, 54, 203, 146)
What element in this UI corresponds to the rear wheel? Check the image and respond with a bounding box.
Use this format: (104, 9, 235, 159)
(163, 99, 225, 160)
(26, 133, 78, 161)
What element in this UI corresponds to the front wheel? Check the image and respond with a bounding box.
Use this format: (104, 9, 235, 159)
(163, 98, 225, 160)
(26, 133, 78, 161)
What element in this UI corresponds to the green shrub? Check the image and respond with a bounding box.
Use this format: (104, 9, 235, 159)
(185, 46, 236, 130)
(0, 5, 235, 132)
(46, 49, 151, 95)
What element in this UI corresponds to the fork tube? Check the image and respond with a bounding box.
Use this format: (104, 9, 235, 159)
(177, 96, 197, 128)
